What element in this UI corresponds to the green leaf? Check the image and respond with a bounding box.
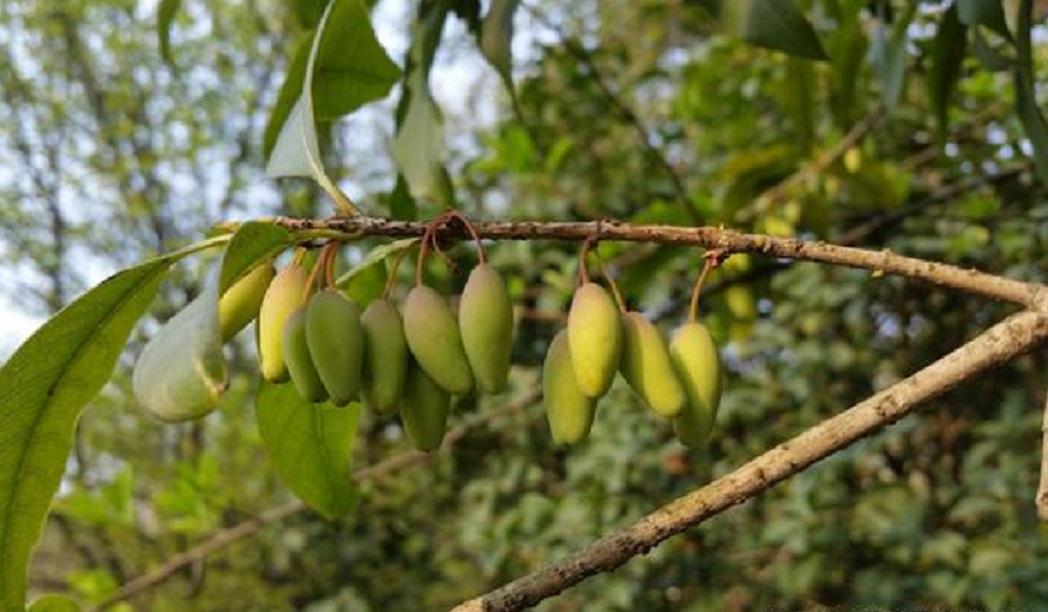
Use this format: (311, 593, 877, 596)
(927, 4, 967, 141)
(957, 0, 1010, 37)
(390, 174, 418, 221)
(336, 238, 419, 290)
(27, 594, 81, 612)
(157, 0, 181, 65)
(264, 0, 401, 161)
(0, 260, 171, 609)
(255, 382, 361, 518)
(132, 272, 227, 423)
(869, 6, 910, 111)
(219, 222, 291, 293)
(724, 0, 828, 61)
(392, 70, 446, 201)
(1012, 0, 1048, 181)
(479, 0, 521, 99)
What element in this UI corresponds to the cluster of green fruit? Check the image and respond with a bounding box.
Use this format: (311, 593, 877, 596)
(217, 237, 514, 452)
(544, 276, 722, 448)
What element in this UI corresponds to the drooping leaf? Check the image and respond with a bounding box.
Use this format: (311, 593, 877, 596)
(970, 28, 1013, 72)
(724, 0, 828, 61)
(264, 0, 402, 160)
(132, 272, 227, 423)
(219, 222, 292, 293)
(157, 0, 181, 65)
(927, 4, 967, 141)
(479, 0, 521, 98)
(390, 173, 418, 221)
(1012, 0, 1048, 181)
(0, 262, 169, 609)
(869, 5, 911, 111)
(255, 382, 361, 519)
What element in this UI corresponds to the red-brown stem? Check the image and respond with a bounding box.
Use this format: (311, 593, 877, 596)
(324, 244, 337, 288)
(383, 247, 410, 300)
(577, 238, 594, 286)
(594, 251, 627, 314)
(688, 252, 720, 323)
(443, 209, 487, 265)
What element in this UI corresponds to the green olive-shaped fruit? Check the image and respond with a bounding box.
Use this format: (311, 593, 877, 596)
(218, 262, 275, 343)
(669, 321, 722, 447)
(305, 290, 364, 406)
(459, 264, 514, 394)
(402, 285, 474, 396)
(543, 330, 596, 444)
(399, 361, 451, 451)
(257, 265, 308, 382)
(283, 306, 328, 403)
(360, 299, 408, 414)
(619, 312, 685, 417)
(567, 282, 622, 398)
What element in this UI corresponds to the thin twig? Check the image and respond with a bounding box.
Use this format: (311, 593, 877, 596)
(273, 216, 1048, 310)
(524, 5, 698, 223)
(1038, 388, 1048, 521)
(94, 389, 542, 610)
(452, 310, 1048, 611)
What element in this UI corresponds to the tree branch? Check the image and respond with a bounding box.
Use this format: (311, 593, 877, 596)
(1038, 387, 1048, 521)
(452, 309, 1048, 611)
(274, 216, 1047, 309)
(93, 389, 541, 610)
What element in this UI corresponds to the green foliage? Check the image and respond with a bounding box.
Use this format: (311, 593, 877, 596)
(256, 382, 360, 519)
(724, 0, 828, 61)
(0, 260, 170, 610)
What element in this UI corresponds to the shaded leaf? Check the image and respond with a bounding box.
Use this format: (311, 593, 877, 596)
(480, 0, 521, 98)
(255, 382, 360, 518)
(219, 222, 291, 293)
(927, 4, 967, 141)
(725, 0, 828, 61)
(1012, 0, 1048, 181)
(958, 0, 1010, 37)
(869, 6, 910, 110)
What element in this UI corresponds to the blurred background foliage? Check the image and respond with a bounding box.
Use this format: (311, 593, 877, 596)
(2, 0, 1048, 609)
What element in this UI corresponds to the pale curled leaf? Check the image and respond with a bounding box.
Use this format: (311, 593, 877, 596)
(480, 0, 521, 94)
(392, 71, 446, 200)
(132, 274, 228, 423)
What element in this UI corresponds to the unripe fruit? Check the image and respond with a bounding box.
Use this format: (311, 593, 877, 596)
(360, 299, 408, 414)
(399, 362, 450, 451)
(403, 285, 474, 396)
(306, 290, 364, 406)
(257, 264, 308, 382)
(543, 330, 596, 444)
(283, 306, 328, 403)
(218, 262, 275, 342)
(620, 312, 685, 417)
(459, 263, 514, 393)
(567, 282, 622, 397)
(669, 322, 723, 447)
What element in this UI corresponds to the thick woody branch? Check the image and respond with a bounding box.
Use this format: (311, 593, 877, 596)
(275, 216, 1047, 309)
(93, 389, 541, 610)
(451, 310, 1048, 611)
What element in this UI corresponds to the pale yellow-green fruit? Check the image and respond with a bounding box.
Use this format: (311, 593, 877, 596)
(306, 290, 364, 406)
(459, 263, 514, 394)
(399, 362, 451, 451)
(669, 321, 723, 447)
(619, 312, 685, 418)
(402, 285, 474, 396)
(257, 264, 308, 382)
(543, 330, 596, 444)
(360, 299, 408, 415)
(283, 306, 328, 403)
(218, 262, 275, 343)
(567, 282, 622, 398)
